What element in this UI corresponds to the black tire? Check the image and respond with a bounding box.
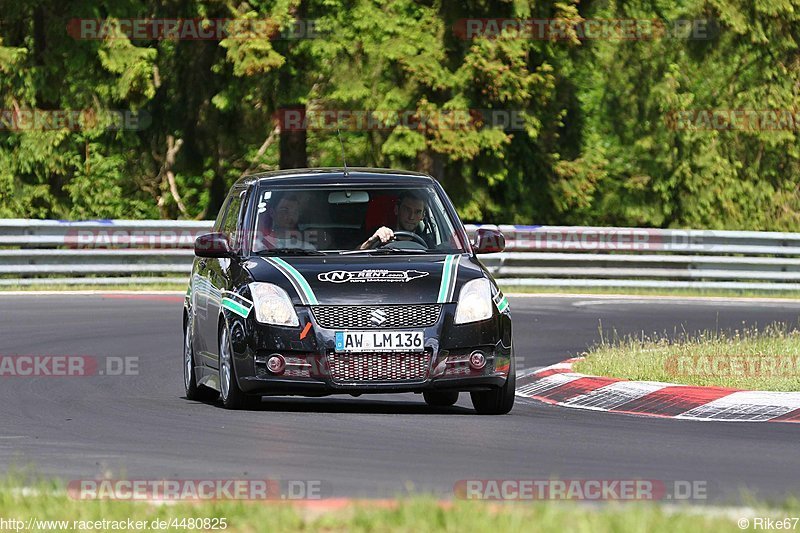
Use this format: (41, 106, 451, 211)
(423, 391, 459, 407)
(218, 323, 250, 409)
(470, 357, 515, 415)
(184, 320, 218, 402)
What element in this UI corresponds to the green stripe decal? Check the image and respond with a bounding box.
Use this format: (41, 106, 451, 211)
(221, 297, 251, 318)
(497, 297, 509, 313)
(271, 257, 319, 305)
(437, 255, 455, 303)
(493, 290, 509, 313)
(222, 290, 253, 307)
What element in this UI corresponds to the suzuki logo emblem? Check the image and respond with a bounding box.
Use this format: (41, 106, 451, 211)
(370, 309, 388, 326)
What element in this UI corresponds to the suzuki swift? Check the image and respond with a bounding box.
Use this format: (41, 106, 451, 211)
(183, 168, 514, 414)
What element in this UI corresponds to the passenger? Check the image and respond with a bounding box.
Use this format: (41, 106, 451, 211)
(256, 193, 316, 250)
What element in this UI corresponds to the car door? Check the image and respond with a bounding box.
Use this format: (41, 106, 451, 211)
(206, 187, 247, 370)
(192, 195, 231, 363)
(194, 192, 234, 365)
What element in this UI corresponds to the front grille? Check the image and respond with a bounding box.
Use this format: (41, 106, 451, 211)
(327, 351, 431, 383)
(312, 305, 441, 329)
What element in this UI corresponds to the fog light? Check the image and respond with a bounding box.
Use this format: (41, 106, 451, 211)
(469, 351, 486, 370)
(267, 354, 286, 375)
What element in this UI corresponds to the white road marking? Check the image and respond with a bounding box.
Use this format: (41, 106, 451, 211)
(678, 391, 800, 421)
(564, 381, 670, 410)
(572, 299, 800, 308)
(0, 290, 184, 296)
(515, 373, 584, 398)
(505, 292, 800, 305)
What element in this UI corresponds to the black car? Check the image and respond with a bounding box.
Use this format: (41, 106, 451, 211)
(183, 168, 514, 414)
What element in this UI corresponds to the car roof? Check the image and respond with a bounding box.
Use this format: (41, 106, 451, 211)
(235, 167, 436, 188)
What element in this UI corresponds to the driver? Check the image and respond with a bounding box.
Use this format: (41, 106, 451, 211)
(359, 190, 435, 249)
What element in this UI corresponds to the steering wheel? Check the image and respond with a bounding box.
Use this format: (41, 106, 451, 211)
(368, 230, 428, 248)
(393, 231, 428, 247)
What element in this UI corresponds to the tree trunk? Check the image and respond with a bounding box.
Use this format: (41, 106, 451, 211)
(279, 105, 308, 169)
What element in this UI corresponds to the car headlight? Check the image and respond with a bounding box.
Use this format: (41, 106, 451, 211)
(249, 282, 299, 327)
(454, 278, 494, 324)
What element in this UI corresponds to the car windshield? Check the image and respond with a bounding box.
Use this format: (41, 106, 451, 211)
(250, 185, 466, 254)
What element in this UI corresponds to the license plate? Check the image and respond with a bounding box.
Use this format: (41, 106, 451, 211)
(335, 331, 424, 353)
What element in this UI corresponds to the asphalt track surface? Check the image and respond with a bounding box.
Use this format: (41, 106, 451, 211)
(1, 293, 800, 502)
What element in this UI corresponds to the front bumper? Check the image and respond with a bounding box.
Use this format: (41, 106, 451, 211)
(227, 303, 513, 395)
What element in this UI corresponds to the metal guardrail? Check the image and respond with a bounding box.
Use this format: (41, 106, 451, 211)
(1, 219, 799, 290)
(0, 219, 206, 285)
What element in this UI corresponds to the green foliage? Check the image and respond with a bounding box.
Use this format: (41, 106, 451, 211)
(0, 0, 797, 229)
(565, 0, 800, 230)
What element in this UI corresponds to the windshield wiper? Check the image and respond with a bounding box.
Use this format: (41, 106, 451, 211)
(255, 248, 327, 256)
(339, 247, 427, 255)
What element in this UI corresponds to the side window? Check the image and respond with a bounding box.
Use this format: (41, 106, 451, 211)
(213, 196, 232, 232)
(221, 189, 245, 248)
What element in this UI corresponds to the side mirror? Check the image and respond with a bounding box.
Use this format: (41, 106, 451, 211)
(194, 232, 233, 258)
(473, 227, 505, 254)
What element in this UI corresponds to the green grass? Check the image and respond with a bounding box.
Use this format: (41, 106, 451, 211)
(0, 476, 786, 533)
(500, 285, 800, 300)
(0, 283, 186, 292)
(574, 324, 800, 391)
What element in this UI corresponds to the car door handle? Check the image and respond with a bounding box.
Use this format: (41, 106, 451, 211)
(198, 259, 207, 269)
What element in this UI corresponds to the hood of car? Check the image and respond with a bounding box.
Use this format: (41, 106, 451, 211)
(243, 253, 486, 306)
